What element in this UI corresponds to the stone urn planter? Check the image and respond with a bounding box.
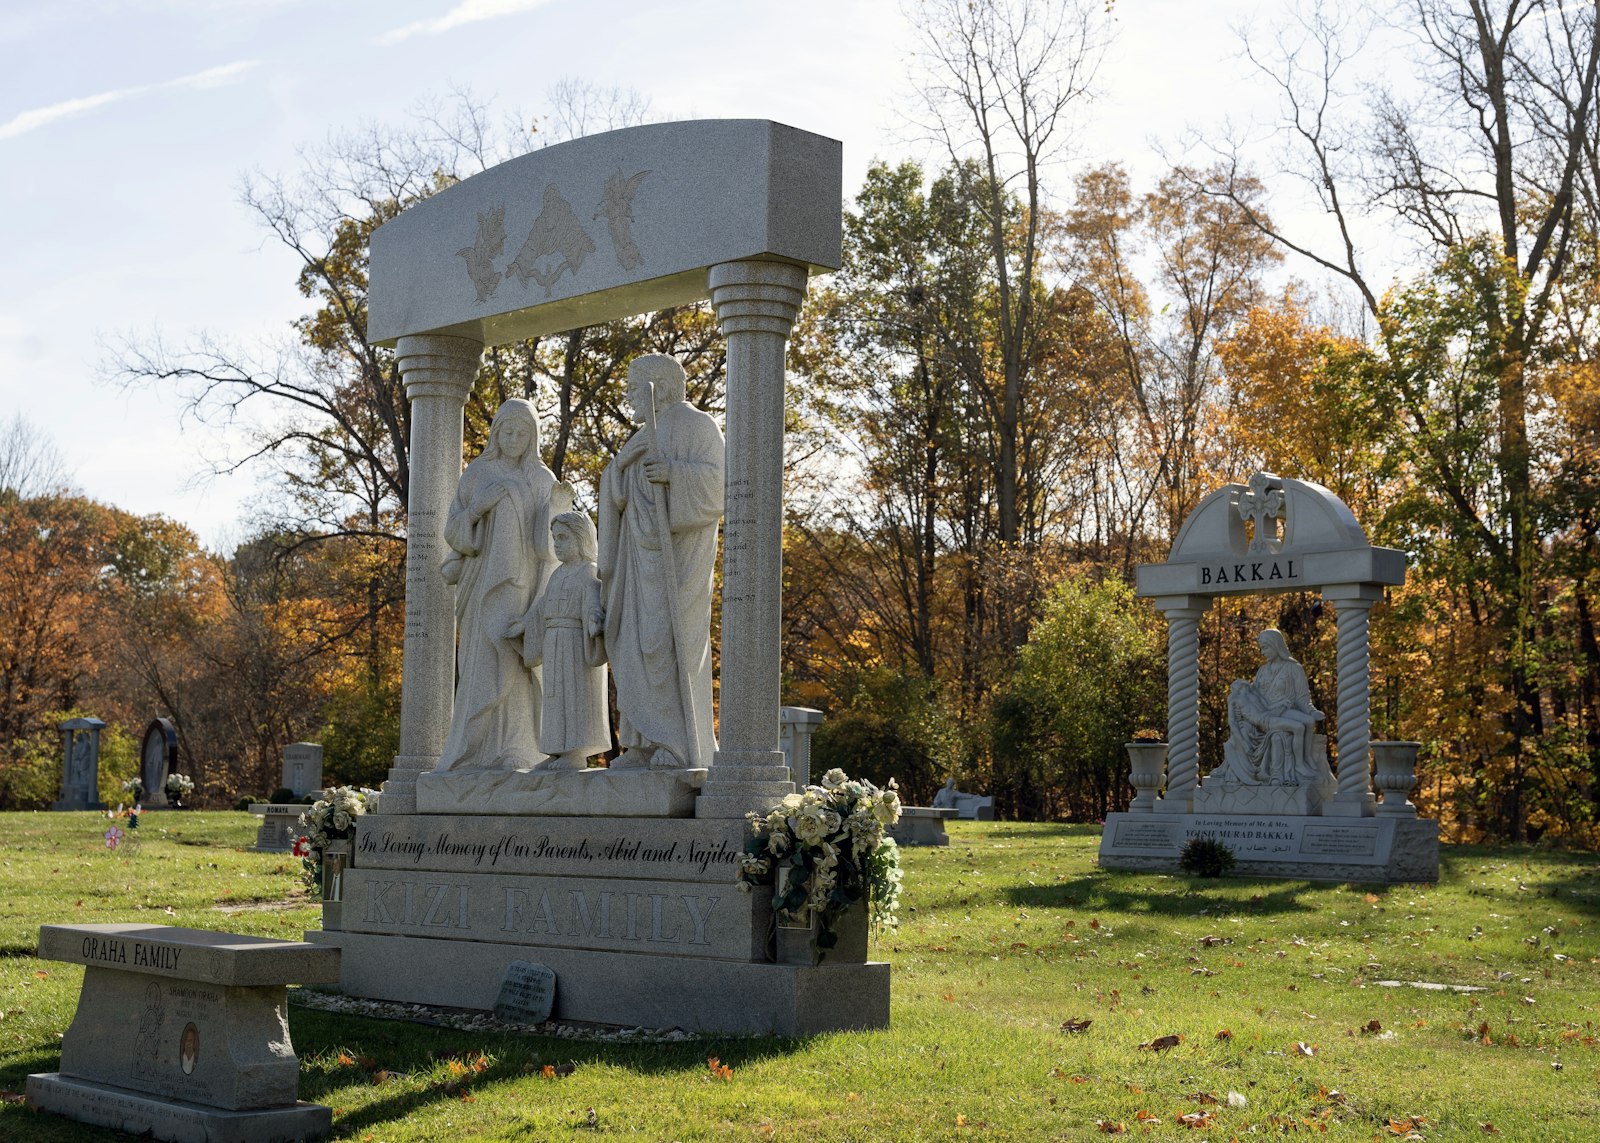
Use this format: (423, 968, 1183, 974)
(321, 839, 352, 930)
(1124, 742, 1169, 813)
(1372, 741, 1421, 817)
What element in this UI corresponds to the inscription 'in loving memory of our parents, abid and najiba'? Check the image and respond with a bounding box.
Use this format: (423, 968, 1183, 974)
(356, 825, 744, 875)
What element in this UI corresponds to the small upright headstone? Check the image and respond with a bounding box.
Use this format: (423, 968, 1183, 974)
(139, 718, 177, 808)
(493, 961, 556, 1024)
(54, 718, 106, 811)
(778, 707, 824, 787)
(281, 743, 323, 798)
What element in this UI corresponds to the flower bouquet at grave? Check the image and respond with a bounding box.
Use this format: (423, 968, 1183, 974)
(121, 776, 145, 803)
(102, 805, 141, 855)
(294, 786, 370, 891)
(736, 769, 905, 952)
(164, 773, 194, 806)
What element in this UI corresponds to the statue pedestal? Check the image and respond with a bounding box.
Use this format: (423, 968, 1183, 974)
(1192, 779, 1335, 817)
(416, 768, 707, 817)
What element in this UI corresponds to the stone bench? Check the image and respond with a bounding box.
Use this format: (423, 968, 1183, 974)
(26, 923, 340, 1143)
(889, 806, 956, 847)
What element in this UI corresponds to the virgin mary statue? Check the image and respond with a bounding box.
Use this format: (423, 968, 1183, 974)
(1214, 628, 1326, 786)
(435, 399, 573, 771)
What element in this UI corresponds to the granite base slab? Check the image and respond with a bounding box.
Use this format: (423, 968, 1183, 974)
(25, 1073, 330, 1143)
(416, 768, 706, 816)
(306, 928, 888, 1036)
(1098, 812, 1439, 883)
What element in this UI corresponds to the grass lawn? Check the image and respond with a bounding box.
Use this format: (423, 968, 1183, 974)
(1, 811, 1597, 1140)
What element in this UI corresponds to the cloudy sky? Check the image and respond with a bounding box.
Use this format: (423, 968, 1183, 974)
(0, 0, 1296, 549)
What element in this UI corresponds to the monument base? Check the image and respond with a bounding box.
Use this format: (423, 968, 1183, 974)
(1098, 812, 1438, 883)
(416, 768, 706, 816)
(307, 929, 888, 1037)
(25, 1074, 330, 1143)
(318, 811, 890, 1035)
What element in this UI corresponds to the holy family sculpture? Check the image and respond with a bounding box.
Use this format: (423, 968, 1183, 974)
(435, 352, 721, 775)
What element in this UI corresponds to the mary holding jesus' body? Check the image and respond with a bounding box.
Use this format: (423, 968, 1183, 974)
(435, 399, 574, 771)
(1215, 629, 1325, 786)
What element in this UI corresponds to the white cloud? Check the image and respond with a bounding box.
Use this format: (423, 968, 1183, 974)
(378, 0, 556, 47)
(0, 59, 259, 142)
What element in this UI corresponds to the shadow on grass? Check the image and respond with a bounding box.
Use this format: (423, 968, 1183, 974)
(289, 1007, 806, 1136)
(0, 1047, 65, 1091)
(1437, 842, 1600, 917)
(1004, 870, 1324, 917)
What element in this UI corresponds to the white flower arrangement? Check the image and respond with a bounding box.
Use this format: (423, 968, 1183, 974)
(737, 768, 904, 953)
(163, 773, 194, 797)
(294, 785, 370, 890)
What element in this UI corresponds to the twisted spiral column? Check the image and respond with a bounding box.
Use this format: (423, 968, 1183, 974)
(1155, 597, 1210, 814)
(1326, 584, 1383, 817)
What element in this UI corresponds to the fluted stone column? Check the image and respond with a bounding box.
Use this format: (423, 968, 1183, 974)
(1324, 583, 1382, 817)
(381, 333, 483, 814)
(1154, 595, 1212, 814)
(696, 260, 810, 819)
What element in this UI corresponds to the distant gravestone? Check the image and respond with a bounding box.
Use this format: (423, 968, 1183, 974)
(140, 719, 177, 808)
(493, 961, 556, 1024)
(931, 779, 994, 820)
(778, 707, 824, 787)
(282, 743, 323, 798)
(54, 718, 106, 811)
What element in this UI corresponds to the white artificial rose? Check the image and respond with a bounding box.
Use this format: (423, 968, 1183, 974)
(792, 808, 826, 844)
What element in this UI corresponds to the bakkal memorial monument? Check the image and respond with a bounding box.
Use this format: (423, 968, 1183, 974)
(1098, 472, 1440, 882)
(306, 120, 889, 1034)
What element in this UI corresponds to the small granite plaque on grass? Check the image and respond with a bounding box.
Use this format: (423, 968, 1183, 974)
(493, 961, 556, 1025)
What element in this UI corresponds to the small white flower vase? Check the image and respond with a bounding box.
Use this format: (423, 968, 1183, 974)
(775, 900, 870, 966)
(1372, 741, 1421, 818)
(321, 839, 352, 929)
(770, 858, 871, 965)
(1125, 742, 1168, 813)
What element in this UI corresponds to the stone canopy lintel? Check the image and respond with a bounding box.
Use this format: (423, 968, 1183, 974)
(367, 119, 842, 349)
(1136, 545, 1406, 599)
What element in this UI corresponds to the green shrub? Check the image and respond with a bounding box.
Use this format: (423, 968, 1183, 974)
(992, 574, 1164, 821)
(269, 787, 297, 804)
(1178, 835, 1237, 877)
